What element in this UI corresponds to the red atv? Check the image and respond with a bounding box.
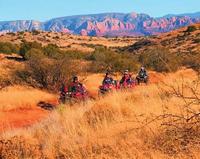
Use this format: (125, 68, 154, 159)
(59, 84, 88, 104)
(99, 80, 120, 95)
(120, 79, 136, 89)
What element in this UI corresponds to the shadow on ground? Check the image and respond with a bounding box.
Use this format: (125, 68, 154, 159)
(6, 56, 24, 62)
(37, 101, 56, 111)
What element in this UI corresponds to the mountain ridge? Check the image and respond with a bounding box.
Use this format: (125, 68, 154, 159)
(0, 12, 200, 36)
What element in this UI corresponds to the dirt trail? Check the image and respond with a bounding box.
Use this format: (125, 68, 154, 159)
(0, 69, 195, 132)
(0, 86, 57, 132)
(0, 108, 49, 132)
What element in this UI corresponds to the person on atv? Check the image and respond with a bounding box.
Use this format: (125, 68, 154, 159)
(99, 72, 118, 94)
(59, 76, 87, 104)
(120, 70, 134, 88)
(59, 83, 68, 104)
(136, 67, 148, 84)
(68, 76, 86, 95)
(102, 72, 114, 85)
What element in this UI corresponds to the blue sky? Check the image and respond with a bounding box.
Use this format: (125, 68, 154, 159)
(0, 0, 200, 21)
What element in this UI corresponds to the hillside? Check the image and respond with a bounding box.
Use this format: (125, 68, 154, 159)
(123, 23, 200, 54)
(0, 12, 200, 36)
(0, 31, 139, 52)
(0, 22, 200, 158)
(1, 23, 199, 54)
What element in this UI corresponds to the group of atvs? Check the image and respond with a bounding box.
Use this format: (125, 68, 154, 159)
(59, 67, 148, 104)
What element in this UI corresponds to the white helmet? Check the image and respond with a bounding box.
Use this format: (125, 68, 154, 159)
(124, 70, 129, 75)
(141, 67, 145, 71)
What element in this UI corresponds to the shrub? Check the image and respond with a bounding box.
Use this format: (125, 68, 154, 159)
(182, 50, 200, 71)
(32, 30, 40, 35)
(19, 42, 89, 61)
(24, 48, 45, 60)
(0, 75, 12, 90)
(193, 38, 200, 43)
(64, 50, 90, 60)
(19, 41, 42, 59)
(7, 32, 15, 36)
(53, 36, 60, 39)
(139, 46, 181, 72)
(43, 44, 63, 59)
(151, 79, 200, 155)
(87, 47, 139, 73)
(15, 57, 82, 91)
(126, 39, 156, 51)
(185, 25, 198, 33)
(0, 42, 19, 54)
(18, 31, 25, 35)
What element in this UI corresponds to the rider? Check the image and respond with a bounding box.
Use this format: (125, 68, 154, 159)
(60, 83, 68, 98)
(137, 66, 148, 80)
(120, 70, 133, 85)
(68, 76, 86, 94)
(102, 72, 114, 85)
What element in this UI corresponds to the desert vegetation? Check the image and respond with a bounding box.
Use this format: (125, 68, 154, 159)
(0, 69, 200, 158)
(0, 24, 200, 158)
(0, 38, 200, 93)
(0, 42, 19, 54)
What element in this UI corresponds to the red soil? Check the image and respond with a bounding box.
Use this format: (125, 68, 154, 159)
(0, 108, 49, 132)
(0, 70, 191, 132)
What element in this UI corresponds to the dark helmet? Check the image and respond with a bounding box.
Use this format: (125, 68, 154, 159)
(73, 76, 78, 82)
(105, 71, 111, 76)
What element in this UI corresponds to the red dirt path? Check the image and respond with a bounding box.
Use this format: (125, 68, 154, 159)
(0, 71, 185, 132)
(0, 108, 49, 132)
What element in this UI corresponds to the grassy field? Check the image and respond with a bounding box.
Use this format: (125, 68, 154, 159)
(0, 69, 199, 158)
(0, 86, 56, 111)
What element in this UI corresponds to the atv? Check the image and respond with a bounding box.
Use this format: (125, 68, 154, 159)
(99, 80, 119, 95)
(59, 86, 88, 104)
(120, 79, 136, 89)
(136, 75, 149, 85)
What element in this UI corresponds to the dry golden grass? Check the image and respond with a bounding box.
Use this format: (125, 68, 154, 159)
(0, 24, 199, 158)
(0, 86, 56, 111)
(0, 69, 200, 158)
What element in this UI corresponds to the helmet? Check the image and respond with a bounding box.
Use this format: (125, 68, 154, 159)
(73, 76, 78, 82)
(105, 71, 111, 76)
(124, 70, 129, 75)
(141, 67, 145, 71)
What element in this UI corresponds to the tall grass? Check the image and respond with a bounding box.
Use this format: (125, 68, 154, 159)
(0, 69, 200, 158)
(0, 86, 56, 111)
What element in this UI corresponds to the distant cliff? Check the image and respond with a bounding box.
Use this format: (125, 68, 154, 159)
(0, 12, 199, 36)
